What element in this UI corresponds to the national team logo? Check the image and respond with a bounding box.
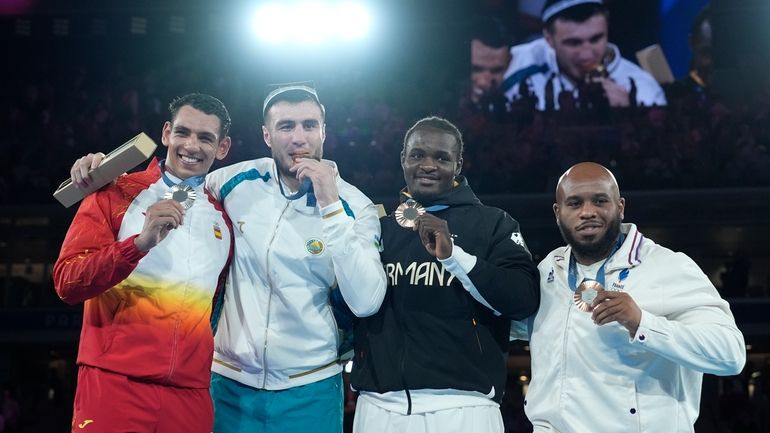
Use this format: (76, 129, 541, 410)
(510, 232, 526, 247)
(213, 222, 223, 240)
(547, 268, 554, 283)
(306, 238, 325, 255)
(612, 268, 630, 290)
(619, 268, 630, 281)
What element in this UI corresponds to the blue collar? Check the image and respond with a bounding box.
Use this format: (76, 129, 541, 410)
(159, 159, 206, 188)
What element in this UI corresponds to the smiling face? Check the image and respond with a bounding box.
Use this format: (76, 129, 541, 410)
(554, 163, 625, 264)
(544, 13, 609, 83)
(262, 100, 326, 190)
(401, 127, 462, 202)
(161, 105, 231, 179)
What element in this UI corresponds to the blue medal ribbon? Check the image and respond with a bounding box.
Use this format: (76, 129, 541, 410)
(424, 204, 449, 212)
(567, 233, 626, 292)
(159, 159, 206, 188)
(279, 177, 317, 207)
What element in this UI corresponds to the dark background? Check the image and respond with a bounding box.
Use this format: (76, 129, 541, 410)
(1, 0, 769, 432)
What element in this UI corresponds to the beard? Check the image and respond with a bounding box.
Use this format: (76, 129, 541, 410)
(558, 215, 622, 264)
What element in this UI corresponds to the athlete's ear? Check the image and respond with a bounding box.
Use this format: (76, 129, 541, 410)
(263, 125, 272, 149)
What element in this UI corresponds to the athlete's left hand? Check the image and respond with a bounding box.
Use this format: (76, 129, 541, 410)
(290, 159, 339, 207)
(414, 213, 452, 260)
(592, 77, 631, 107)
(591, 291, 642, 337)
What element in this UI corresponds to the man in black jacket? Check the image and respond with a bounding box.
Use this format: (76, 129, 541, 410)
(350, 116, 540, 433)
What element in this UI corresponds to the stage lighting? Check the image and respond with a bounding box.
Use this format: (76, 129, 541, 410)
(332, 2, 371, 40)
(252, 1, 371, 44)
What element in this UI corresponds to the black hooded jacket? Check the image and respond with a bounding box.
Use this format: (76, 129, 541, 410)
(351, 178, 539, 411)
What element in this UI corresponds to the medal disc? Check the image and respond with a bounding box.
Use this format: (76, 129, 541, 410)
(164, 184, 197, 210)
(394, 199, 425, 228)
(573, 279, 605, 312)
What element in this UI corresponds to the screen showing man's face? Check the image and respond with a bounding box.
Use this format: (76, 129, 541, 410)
(545, 14, 609, 83)
(471, 39, 511, 103)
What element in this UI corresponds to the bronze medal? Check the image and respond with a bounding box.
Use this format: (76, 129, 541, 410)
(573, 279, 604, 312)
(164, 184, 197, 210)
(394, 199, 425, 228)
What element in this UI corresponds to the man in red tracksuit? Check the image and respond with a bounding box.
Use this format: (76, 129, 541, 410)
(53, 93, 233, 433)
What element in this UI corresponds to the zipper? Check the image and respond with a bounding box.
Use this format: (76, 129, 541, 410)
(329, 300, 340, 352)
(559, 297, 572, 407)
(400, 352, 412, 415)
(393, 285, 412, 415)
(166, 318, 181, 381)
(168, 203, 193, 382)
(261, 200, 291, 388)
(472, 318, 483, 353)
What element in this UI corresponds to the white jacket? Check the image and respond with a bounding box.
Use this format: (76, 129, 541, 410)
(512, 223, 745, 433)
(205, 158, 387, 390)
(504, 38, 667, 110)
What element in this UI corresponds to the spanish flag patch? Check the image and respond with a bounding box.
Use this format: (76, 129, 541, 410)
(213, 222, 223, 240)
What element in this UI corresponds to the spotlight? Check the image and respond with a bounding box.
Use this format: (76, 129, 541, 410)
(251, 1, 371, 44)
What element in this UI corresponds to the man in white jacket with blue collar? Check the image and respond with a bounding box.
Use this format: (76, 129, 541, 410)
(512, 162, 745, 433)
(205, 83, 387, 433)
(503, 0, 666, 110)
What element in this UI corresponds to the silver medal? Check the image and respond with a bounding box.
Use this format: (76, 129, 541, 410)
(164, 184, 196, 210)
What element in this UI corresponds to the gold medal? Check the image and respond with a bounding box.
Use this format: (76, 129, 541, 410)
(394, 199, 425, 228)
(573, 279, 604, 312)
(164, 184, 197, 210)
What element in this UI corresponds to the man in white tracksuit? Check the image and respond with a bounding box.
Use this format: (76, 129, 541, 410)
(503, 0, 666, 110)
(512, 162, 745, 433)
(206, 83, 387, 433)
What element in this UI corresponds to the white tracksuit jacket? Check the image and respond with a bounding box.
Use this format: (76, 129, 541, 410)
(206, 158, 386, 390)
(504, 38, 667, 110)
(512, 223, 745, 433)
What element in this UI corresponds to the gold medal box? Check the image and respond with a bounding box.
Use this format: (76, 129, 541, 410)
(53, 133, 157, 207)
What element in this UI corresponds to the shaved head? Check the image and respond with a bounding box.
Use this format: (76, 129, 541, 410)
(556, 162, 620, 202)
(554, 162, 625, 264)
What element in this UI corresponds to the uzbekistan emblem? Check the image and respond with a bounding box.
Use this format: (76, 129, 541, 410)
(306, 238, 325, 255)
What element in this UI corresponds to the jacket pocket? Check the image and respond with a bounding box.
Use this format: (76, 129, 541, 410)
(562, 373, 641, 433)
(102, 297, 126, 354)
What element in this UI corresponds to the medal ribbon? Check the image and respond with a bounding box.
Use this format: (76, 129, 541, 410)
(567, 233, 626, 292)
(424, 205, 448, 212)
(159, 159, 206, 188)
(279, 177, 317, 207)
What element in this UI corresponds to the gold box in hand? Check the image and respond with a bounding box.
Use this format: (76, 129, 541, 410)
(636, 44, 674, 85)
(53, 132, 158, 208)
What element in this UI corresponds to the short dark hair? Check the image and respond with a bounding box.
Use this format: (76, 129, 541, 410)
(402, 116, 464, 159)
(263, 82, 326, 123)
(168, 93, 231, 139)
(543, 2, 608, 33)
(470, 16, 510, 49)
